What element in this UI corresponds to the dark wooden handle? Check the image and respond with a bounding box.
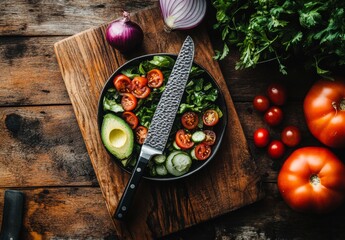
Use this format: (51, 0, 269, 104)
(0, 190, 25, 240)
(114, 157, 148, 220)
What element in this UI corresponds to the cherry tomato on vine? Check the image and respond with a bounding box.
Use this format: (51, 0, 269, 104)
(147, 69, 164, 88)
(253, 95, 270, 112)
(267, 140, 285, 159)
(181, 111, 199, 130)
(264, 106, 283, 126)
(113, 74, 132, 93)
(281, 126, 301, 147)
(253, 128, 270, 148)
(267, 82, 287, 106)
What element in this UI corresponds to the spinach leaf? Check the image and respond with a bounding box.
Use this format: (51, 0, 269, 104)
(178, 78, 220, 114)
(121, 66, 140, 78)
(103, 88, 124, 113)
(138, 56, 175, 74)
(149, 56, 175, 68)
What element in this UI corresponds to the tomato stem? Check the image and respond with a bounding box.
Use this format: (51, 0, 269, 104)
(310, 174, 320, 186)
(340, 99, 345, 111)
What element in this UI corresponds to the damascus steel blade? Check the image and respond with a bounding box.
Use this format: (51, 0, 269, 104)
(144, 36, 195, 153)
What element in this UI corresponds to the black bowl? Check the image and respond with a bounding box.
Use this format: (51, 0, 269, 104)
(98, 53, 227, 181)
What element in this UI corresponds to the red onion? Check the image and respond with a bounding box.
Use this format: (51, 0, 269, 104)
(106, 11, 144, 53)
(159, 0, 207, 32)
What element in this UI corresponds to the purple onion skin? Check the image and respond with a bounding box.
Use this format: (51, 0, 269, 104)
(106, 17, 144, 53)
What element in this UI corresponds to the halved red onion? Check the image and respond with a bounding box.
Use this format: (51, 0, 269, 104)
(159, 0, 207, 32)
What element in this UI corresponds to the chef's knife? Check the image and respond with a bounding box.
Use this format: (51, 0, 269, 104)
(115, 36, 195, 220)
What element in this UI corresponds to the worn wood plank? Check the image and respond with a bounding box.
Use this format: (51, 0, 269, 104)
(164, 183, 345, 240)
(216, 51, 317, 102)
(0, 37, 71, 106)
(54, 7, 262, 239)
(0, 105, 97, 187)
(0, 188, 116, 239)
(0, 0, 157, 36)
(0, 184, 344, 239)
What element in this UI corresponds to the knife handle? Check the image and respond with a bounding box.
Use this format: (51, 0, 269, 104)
(114, 155, 149, 220)
(0, 190, 25, 240)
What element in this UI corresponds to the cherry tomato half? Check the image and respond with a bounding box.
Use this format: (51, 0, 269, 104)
(122, 111, 139, 129)
(268, 140, 285, 159)
(113, 74, 132, 93)
(121, 93, 137, 111)
(181, 112, 199, 130)
(253, 95, 270, 112)
(175, 129, 194, 150)
(194, 143, 212, 160)
(267, 82, 287, 106)
(202, 109, 219, 126)
(281, 126, 302, 147)
(253, 128, 270, 148)
(203, 130, 216, 146)
(264, 106, 283, 126)
(131, 76, 151, 99)
(147, 69, 164, 88)
(135, 126, 148, 145)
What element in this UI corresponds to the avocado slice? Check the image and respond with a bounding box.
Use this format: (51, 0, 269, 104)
(101, 113, 134, 160)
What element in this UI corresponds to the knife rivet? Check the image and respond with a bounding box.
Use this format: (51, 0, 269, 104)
(122, 206, 127, 211)
(130, 184, 135, 189)
(118, 213, 123, 218)
(137, 168, 141, 172)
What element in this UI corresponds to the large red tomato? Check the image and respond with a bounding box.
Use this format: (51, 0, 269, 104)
(304, 79, 345, 148)
(278, 147, 345, 214)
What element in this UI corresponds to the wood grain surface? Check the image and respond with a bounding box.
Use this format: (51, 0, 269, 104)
(0, 0, 157, 36)
(54, 7, 262, 239)
(2, 1, 345, 239)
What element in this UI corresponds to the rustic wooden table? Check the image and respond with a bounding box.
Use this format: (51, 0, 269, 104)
(1, 1, 345, 239)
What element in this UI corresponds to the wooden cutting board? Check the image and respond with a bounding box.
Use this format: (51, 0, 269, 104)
(54, 7, 263, 239)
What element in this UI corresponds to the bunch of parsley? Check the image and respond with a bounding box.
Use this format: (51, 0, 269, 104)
(212, 0, 345, 75)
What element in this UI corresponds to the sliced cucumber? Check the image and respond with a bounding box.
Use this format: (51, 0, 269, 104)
(166, 151, 188, 176)
(156, 164, 168, 176)
(166, 151, 192, 176)
(150, 165, 157, 176)
(197, 116, 204, 129)
(153, 154, 166, 164)
(121, 155, 136, 167)
(172, 153, 192, 172)
(190, 147, 198, 160)
(166, 151, 183, 164)
(172, 141, 181, 150)
(192, 131, 206, 143)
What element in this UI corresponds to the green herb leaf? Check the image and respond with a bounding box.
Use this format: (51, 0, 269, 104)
(212, 0, 345, 75)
